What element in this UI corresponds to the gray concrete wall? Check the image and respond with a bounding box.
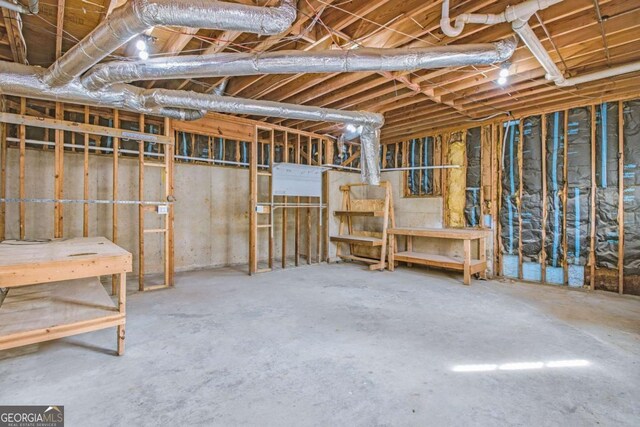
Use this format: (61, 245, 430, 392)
(3, 150, 494, 276)
(2, 148, 290, 275)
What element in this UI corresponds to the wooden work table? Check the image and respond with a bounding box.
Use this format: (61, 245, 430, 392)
(0, 237, 132, 355)
(388, 227, 488, 285)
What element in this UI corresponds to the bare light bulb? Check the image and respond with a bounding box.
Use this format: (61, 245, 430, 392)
(497, 76, 507, 85)
(138, 50, 149, 60)
(499, 67, 509, 78)
(135, 39, 147, 51)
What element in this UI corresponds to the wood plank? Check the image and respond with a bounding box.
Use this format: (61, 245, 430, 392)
(334, 210, 385, 217)
(394, 251, 485, 272)
(0, 277, 118, 336)
(0, 237, 132, 287)
(387, 227, 489, 240)
(330, 234, 383, 246)
(0, 112, 169, 144)
(1, 9, 27, 64)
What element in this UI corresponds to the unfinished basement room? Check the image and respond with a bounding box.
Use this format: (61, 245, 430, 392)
(0, 0, 639, 425)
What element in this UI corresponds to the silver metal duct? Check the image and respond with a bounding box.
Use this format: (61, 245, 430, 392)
(81, 38, 518, 90)
(360, 126, 381, 185)
(141, 88, 384, 127)
(0, 61, 384, 183)
(42, 0, 297, 87)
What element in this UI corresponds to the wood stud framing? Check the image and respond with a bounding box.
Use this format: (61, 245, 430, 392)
(248, 125, 329, 275)
(0, 101, 176, 293)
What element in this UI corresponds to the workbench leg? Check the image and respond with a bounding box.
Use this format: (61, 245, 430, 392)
(117, 272, 126, 356)
(406, 236, 413, 267)
(463, 239, 471, 285)
(388, 235, 395, 272)
(479, 237, 487, 279)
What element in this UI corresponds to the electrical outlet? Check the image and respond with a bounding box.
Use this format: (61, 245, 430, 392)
(157, 204, 169, 215)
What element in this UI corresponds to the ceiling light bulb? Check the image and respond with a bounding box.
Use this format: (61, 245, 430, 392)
(497, 76, 507, 85)
(135, 39, 147, 51)
(346, 124, 357, 133)
(138, 50, 149, 60)
(499, 68, 509, 78)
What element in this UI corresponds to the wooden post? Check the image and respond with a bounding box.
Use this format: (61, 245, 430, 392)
(138, 114, 145, 291)
(249, 127, 258, 274)
(19, 98, 26, 240)
(463, 238, 471, 285)
(282, 132, 288, 269)
(541, 115, 548, 282)
(112, 109, 119, 295)
(117, 272, 126, 356)
(315, 139, 322, 263)
(618, 100, 624, 295)
(479, 235, 487, 279)
(496, 125, 503, 277)
(268, 130, 274, 270)
(306, 136, 312, 264)
(562, 110, 569, 285)
(166, 117, 175, 286)
(295, 134, 301, 266)
(323, 138, 332, 262)
(0, 116, 5, 241)
(589, 105, 596, 290)
(54, 102, 64, 238)
(83, 106, 90, 237)
(518, 120, 524, 280)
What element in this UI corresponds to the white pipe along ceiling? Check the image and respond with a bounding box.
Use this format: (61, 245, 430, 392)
(440, 0, 640, 87)
(0, 0, 518, 184)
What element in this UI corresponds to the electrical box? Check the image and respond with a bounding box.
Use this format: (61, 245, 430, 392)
(157, 205, 169, 215)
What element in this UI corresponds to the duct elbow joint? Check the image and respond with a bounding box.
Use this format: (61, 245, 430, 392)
(495, 36, 519, 62)
(267, 0, 298, 34)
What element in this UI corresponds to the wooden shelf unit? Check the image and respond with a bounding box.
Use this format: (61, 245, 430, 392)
(330, 182, 395, 271)
(388, 227, 488, 285)
(0, 237, 132, 355)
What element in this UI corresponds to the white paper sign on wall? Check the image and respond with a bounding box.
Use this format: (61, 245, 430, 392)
(272, 163, 327, 198)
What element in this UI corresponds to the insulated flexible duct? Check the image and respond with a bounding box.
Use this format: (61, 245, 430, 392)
(42, 0, 297, 87)
(0, 61, 384, 182)
(81, 39, 518, 90)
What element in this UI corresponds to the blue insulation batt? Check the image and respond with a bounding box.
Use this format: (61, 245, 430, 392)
(500, 121, 520, 275)
(594, 102, 619, 275)
(623, 100, 640, 295)
(566, 107, 592, 278)
(520, 116, 543, 279)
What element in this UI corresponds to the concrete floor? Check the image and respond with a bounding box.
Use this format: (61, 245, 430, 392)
(1, 263, 639, 426)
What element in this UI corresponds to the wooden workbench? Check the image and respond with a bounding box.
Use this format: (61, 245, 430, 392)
(0, 237, 132, 355)
(388, 227, 488, 285)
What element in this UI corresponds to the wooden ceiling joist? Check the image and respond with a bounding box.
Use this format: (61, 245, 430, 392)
(0, 0, 638, 139)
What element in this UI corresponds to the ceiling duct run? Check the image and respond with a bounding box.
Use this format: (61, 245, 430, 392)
(0, 0, 518, 184)
(81, 40, 517, 90)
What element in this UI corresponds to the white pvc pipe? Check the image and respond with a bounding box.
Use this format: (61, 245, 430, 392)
(557, 61, 640, 87)
(512, 22, 564, 83)
(440, 0, 562, 38)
